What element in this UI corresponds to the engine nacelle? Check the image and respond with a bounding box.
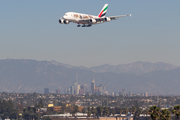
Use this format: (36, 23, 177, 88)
(59, 19, 64, 24)
(59, 19, 69, 24)
(90, 19, 96, 23)
(63, 20, 69, 24)
(105, 17, 111, 22)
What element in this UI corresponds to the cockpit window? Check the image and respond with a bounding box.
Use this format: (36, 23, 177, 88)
(65, 14, 67, 16)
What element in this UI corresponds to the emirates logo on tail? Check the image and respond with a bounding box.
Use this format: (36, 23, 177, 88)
(98, 4, 108, 18)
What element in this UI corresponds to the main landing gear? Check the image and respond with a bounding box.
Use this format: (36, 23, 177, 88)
(77, 24, 81, 27)
(77, 24, 92, 27)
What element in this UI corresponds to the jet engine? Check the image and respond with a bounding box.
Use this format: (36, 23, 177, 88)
(90, 19, 96, 23)
(105, 17, 111, 22)
(63, 20, 69, 24)
(59, 19, 64, 24)
(59, 19, 69, 24)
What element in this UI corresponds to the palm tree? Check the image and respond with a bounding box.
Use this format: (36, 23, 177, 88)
(91, 107, 97, 117)
(96, 106, 104, 117)
(131, 106, 136, 115)
(104, 106, 109, 116)
(100, 106, 104, 117)
(111, 108, 115, 116)
(173, 105, 180, 120)
(82, 107, 85, 116)
(119, 108, 122, 120)
(88, 111, 91, 117)
(123, 108, 128, 116)
(149, 105, 160, 120)
(159, 109, 170, 120)
(142, 108, 149, 120)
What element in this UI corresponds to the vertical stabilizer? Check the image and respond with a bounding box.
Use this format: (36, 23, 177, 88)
(98, 4, 108, 18)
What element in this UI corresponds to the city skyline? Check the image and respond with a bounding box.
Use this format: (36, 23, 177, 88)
(44, 78, 148, 97)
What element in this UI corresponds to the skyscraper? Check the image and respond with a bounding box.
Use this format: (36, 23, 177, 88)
(71, 86, 74, 94)
(64, 88, 68, 94)
(144, 92, 148, 97)
(91, 79, 95, 94)
(77, 85, 80, 94)
(56, 89, 60, 94)
(129, 91, 132, 96)
(73, 81, 78, 94)
(44, 88, 49, 94)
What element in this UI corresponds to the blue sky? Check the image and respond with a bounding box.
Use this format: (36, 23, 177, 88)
(1, 0, 180, 67)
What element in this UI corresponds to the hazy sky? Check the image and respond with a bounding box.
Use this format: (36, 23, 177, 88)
(1, 1, 180, 67)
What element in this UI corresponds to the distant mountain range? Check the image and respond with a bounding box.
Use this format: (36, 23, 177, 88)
(89, 61, 179, 75)
(0, 59, 180, 95)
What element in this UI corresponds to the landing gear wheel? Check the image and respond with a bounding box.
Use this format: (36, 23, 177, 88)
(77, 24, 81, 27)
(87, 25, 92, 27)
(82, 25, 86, 27)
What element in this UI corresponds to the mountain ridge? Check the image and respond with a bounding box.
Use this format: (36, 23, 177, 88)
(0, 59, 180, 95)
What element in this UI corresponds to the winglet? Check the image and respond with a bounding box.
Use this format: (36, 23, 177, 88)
(129, 14, 132, 17)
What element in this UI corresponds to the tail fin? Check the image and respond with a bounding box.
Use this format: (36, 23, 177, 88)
(98, 4, 108, 18)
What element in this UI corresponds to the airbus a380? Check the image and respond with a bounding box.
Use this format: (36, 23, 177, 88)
(58, 4, 131, 27)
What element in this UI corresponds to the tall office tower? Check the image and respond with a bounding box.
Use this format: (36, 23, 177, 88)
(144, 92, 148, 97)
(80, 84, 87, 95)
(83, 84, 87, 94)
(56, 89, 60, 94)
(44, 88, 49, 94)
(73, 81, 78, 94)
(70, 86, 74, 94)
(77, 85, 80, 94)
(79, 89, 84, 95)
(68, 88, 71, 94)
(122, 89, 125, 96)
(64, 88, 68, 94)
(129, 91, 132, 96)
(111, 92, 114, 97)
(96, 86, 102, 95)
(102, 84, 105, 93)
(99, 84, 105, 94)
(91, 79, 95, 94)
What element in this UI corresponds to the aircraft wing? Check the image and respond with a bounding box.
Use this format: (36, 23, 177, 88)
(108, 14, 132, 20)
(78, 14, 131, 24)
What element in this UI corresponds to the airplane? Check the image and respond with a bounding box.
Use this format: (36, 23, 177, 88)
(58, 4, 131, 27)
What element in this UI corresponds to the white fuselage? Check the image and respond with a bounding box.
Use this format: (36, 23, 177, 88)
(62, 12, 103, 25)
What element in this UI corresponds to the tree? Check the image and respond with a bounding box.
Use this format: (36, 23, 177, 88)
(88, 106, 91, 112)
(91, 107, 97, 117)
(74, 105, 79, 113)
(159, 109, 170, 120)
(123, 108, 128, 115)
(142, 108, 149, 120)
(88, 111, 91, 117)
(9, 112, 18, 119)
(173, 105, 180, 120)
(119, 108, 122, 120)
(96, 106, 104, 117)
(82, 107, 86, 116)
(104, 106, 109, 116)
(39, 99, 44, 108)
(149, 106, 160, 120)
(131, 106, 136, 114)
(111, 108, 115, 116)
